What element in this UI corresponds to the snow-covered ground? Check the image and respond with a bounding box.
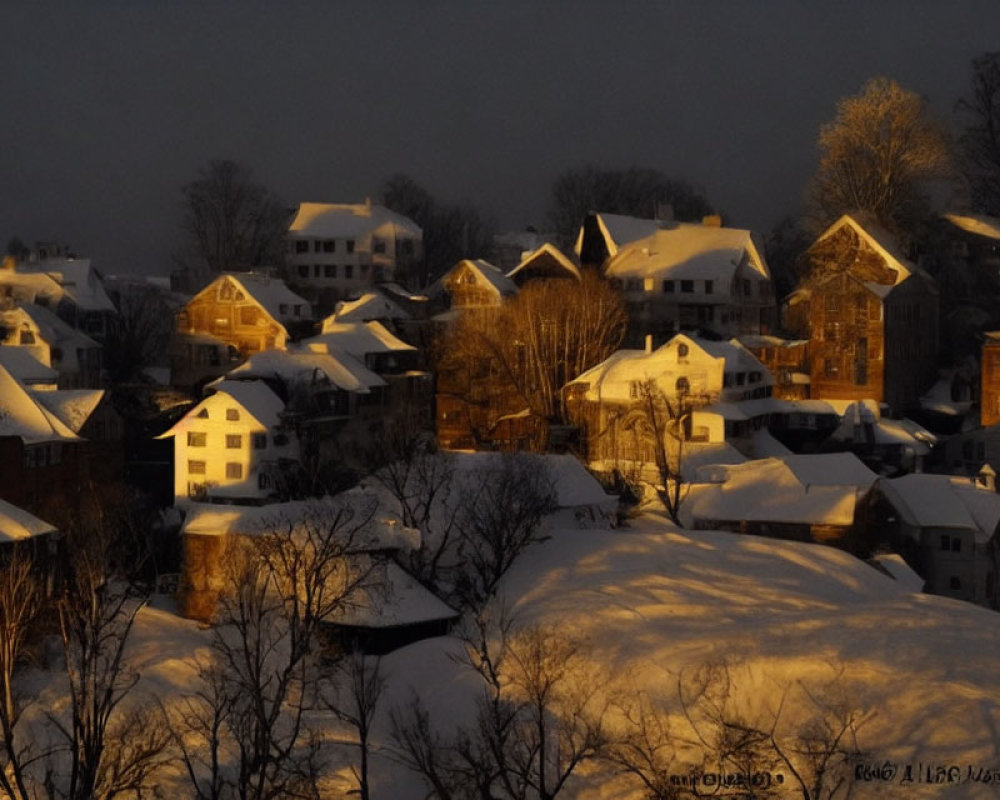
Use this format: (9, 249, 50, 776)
(112, 511, 1000, 797)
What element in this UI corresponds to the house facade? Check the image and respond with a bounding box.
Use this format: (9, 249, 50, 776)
(785, 214, 939, 415)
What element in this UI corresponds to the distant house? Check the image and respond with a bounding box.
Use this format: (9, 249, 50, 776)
(431, 259, 517, 313)
(171, 272, 312, 390)
(574, 211, 664, 268)
(785, 213, 939, 415)
(0, 497, 60, 592)
(877, 472, 1000, 607)
(506, 243, 581, 287)
(564, 334, 775, 474)
(0, 303, 103, 388)
(491, 228, 558, 272)
(738, 334, 810, 401)
(285, 200, 423, 310)
(601, 218, 775, 346)
(157, 379, 298, 506)
(684, 452, 879, 555)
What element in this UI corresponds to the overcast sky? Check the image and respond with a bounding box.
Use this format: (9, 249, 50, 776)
(3, 1, 1000, 277)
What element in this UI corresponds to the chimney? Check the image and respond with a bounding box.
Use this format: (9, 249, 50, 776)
(645, 334, 653, 354)
(701, 214, 723, 227)
(978, 463, 996, 492)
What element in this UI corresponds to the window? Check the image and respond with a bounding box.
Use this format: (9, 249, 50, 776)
(735, 372, 746, 386)
(254, 433, 267, 449)
(402, 240, 414, 255)
(295, 240, 309, 254)
(629, 381, 639, 398)
(345, 265, 354, 279)
(825, 294, 839, 312)
(681, 280, 694, 293)
(273, 433, 289, 446)
(705, 280, 713, 294)
(323, 240, 335, 253)
(196, 408, 209, 419)
(226, 408, 240, 421)
(953, 537, 962, 552)
(940, 534, 952, 550)
(314, 265, 322, 278)
(279, 304, 289, 315)
(663, 280, 675, 293)
(676, 377, 690, 394)
(226, 434, 242, 449)
(259, 473, 271, 490)
(298, 265, 309, 278)
(239, 306, 259, 325)
(313, 240, 322, 253)
(294, 304, 302, 316)
(226, 462, 243, 479)
(677, 343, 689, 361)
(346, 239, 355, 253)
(325, 264, 337, 278)
(188, 460, 206, 475)
(743, 279, 751, 296)
(19, 330, 35, 344)
(373, 238, 386, 254)
(749, 371, 761, 383)
(187, 432, 207, 447)
(824, 358, 839, 378)
(949, 576, 962, 591)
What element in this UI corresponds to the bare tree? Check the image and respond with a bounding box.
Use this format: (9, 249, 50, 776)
(104, 283, 176, 384)
(437, 269, 627, 438)
(176, 159, 287, 287)
(618, 379, 691, 525)
(452, 454, 557, 611)
(174, 498, 381, 800)
(0, 550, 42, 800)
(808, 76, 953, 236)
(323, 650, 386, 800)
(958, 52, 1000, 216)
(391, 607, 608, 800)
(51, 551, 170, 800)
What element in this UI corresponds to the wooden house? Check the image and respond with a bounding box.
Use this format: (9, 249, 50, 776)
(785, 214, 939, 415)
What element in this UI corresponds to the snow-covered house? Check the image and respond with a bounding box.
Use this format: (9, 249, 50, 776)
(785, 213, 939, 415)
(574, 211, 664, 268)
(176, 492, 459, 653)
(0, 303, 103, 388)
(737, 334, 810, 401)
(171, 272, 312, 390)
(285, 200, 423, 308)
(564, 334, 776, 472)
(601, 219, 775, 345)
(0, 253, 118, 341)
(0, 347, 58, 389)
(506, 243, 581, 287)
(0, 497, 59, 590)
(432, 259, 516, 312)
(877, 473, 1000, 607)
(683, 452, 879, 554)
(157, 379, 298, 506)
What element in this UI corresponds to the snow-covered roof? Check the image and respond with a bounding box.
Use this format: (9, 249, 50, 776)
(227, 348, 385, 393)
(0, 347, 58, 385)
(816, 213, 916, 287)
(288, 201, 422, 240)
(687, 455, 871, 528)
(943, 212, 1000, 240)
(31, 389, 105, 433)
(181, 492, 421, 553)
(872, 553, 925, 592)
(19, 258, 117, 313)
(308, 320, 415, 357)
(159, 379, 285, 438)
(880, 474, 1000, 543)
(0, 363, 80, 443)
(573, 212, 663, 258)
(506, 243, 581, 283)
(224, 273, 312, 324)
(331, 559, 459, 628)
(604, 221, 770, 283)
(737, 334, 809, 349)
(828, 402, 937, 455)
(3, 303, 100, 352)
(0, 498, 57, 543)
(331, 292, 411, 323)
(437, 259, 517, 299)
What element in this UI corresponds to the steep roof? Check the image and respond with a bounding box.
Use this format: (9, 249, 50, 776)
(331, 292, 411, 323)
(436, 259, 517, 299)
(573, 212, 663, 258)
(227, 348, 385, 393)
(604, 221, 770, 283)
(506, 243, 581, 283)
(310, 320, 416, 356)
(0, 347, 58, 385)
(224, 273, 312, 323)
(288, 202, 422, 239)
(815, 213, 916, 287)
(5, 303, 100, 351)
(31, 389, 105, 433)
(880, 474, 1000, 544)
(0, 363, 80, 443)
(160, 379, 285, 438)
(18, 258, 117, 313)
(332, 559, 459, 627)
(0, 498, 57, 543)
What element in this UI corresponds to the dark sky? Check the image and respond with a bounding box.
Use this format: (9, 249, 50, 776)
(3, 1, 1000, 277)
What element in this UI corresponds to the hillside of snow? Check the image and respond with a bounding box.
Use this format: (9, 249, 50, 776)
(118, 512, 1000, 798)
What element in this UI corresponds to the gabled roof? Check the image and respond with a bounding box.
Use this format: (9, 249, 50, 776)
(0, 363, 80, 443)
(815, 213, 916, 287)
(3, 303, 101, 351)
(158, 379, 285, 438)
(227, 348, 385, 393)
(18, 258, 117, 313)
(437, 259, 517, 299)
(880, 474, 1000, 543)
(573, 213, 663, 258)
(0, 347, 58, 385)
(224, 273, 312, 323)
(309, 320, 416, 357)
(332, 559, 459, 627)
(506, 243, 581, 284)
(604, 222, 770, 283)
(0, 498, 57, 543)
(31, 389, 105, 433)
(288, 202, 422, 240)
(331, 292, 411, 323)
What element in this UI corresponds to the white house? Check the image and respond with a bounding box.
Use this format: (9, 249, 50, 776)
(158, 379, 297, 505)
(0, 303, 103, 388)
(286, 201, 423, 300)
